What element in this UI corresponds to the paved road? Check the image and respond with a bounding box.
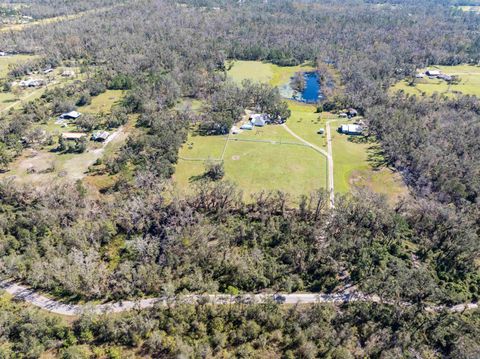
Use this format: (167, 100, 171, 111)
(2, 280, 477, 317)
(282, 124, 335, 207)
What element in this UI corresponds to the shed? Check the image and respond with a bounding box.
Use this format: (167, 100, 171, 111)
(44, 68, 54, 74)
(317, 128, 325, 135)
(425, 70, 441, 77)
(240, 123, 253, 130)
(62, 132, 86, 140)
(62, 70, 75, 77)
(60, 111, 82, 120)
(92, 131, 109, 142)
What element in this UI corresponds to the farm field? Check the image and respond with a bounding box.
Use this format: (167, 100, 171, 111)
(391, 65, 480, 97)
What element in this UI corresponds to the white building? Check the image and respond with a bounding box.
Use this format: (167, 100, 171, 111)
(340, 124, 363, 135)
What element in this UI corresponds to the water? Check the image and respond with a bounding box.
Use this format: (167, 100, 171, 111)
(279, 71, 322, 103)
(300, 72, 321, 103)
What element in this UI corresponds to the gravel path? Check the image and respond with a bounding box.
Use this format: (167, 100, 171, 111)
(1, 280, 477, 316)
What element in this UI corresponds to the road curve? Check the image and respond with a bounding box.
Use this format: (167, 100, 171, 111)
(282, 124, 334, 207)
(1, 280, 477, 317)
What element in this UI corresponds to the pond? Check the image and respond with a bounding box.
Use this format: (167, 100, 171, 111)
(279, 71, 322, 103)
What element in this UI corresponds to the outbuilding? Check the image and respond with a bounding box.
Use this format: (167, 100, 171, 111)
(92, 131, 109, 142)
(240, 123, 253, 130)
(340, 124, 363, 135)
(425, 70, 441, 77)
(62, 132, 86, 140)
(59, 111, 82, 120)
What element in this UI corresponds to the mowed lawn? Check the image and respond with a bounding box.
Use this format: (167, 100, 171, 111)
(391, 65, 480, 97)
(81, 90, 124, 114)
(329, 120, 407, 201)
(175, 133, 327, 200)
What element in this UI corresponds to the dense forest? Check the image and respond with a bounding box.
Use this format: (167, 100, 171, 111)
(0, 0, 479, 357)
(1, 296, 480, 358)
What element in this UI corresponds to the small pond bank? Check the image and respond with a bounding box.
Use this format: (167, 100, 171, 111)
(279, 71, 323, 103)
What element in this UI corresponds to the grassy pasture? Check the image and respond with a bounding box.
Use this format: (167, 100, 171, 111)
(227, 60, 315, 87)
(329, 120, 407, 201)
(175, 131, 327, 200)
(391, 65, 480, 97)
(81, 90, 124, 114)
(0, 54, 37, 78)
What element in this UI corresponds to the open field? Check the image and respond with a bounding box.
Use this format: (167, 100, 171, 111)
(0, 54, 37, 77)
(175, 128, 327, 200)
(227, 60, 315, 87)
(391, 65, 480, 97)
(456, 5, 480, 12)
(328, 120, 408, 201)
(81, 89, 124, 114)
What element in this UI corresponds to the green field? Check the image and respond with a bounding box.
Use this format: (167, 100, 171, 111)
(329, 120, 407, 201)
(227, 60, 315, 87)
(391, 65, 480, 97)
(175, 128, 327, 200)
(82, 90, 124, 114)
(0, 54, 37, 78)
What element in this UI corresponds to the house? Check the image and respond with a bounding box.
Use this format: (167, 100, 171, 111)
(339, 112, 348, 118)
(437, 74, 452, 81)
(92, 131, 109, 142)
(0, 51, 7, 57)
(425, 70, 441, 77)
(250, 113, 267, 127)
(231, 126, 240, 134)
(62, 70, 75, 77)
(415, 73, 425, 78)
(19, 78, 45, 87)
(59, 111, 82, 120)
(240, 123, 253, 130)
(340, 124, 363, 135)
(62, 132, 86, 140)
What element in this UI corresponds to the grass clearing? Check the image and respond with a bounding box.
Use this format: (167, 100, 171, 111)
(391, 65, 480, 97)
(81, 90, 124, 114)
(227, 60, 315, 87)
(174, 60, 409, 203)
(329, 119, 407, 201)
(0, 54, 37, 78)
(175, 136, 327, 200)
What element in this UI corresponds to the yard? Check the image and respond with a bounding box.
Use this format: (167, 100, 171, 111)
(391, 65, 480, 97)
(174, 127, 327, 200)
(0, 89, 129, 186)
